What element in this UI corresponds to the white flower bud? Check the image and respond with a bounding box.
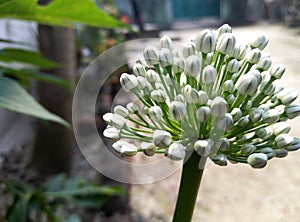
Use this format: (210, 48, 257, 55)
(146, 69, 159, 83)
(182, 42, 196, 58)
(275, 133, 294, 148)
(241, 144, 256, 156)
(180, 73, 187, 86)
(114, 105, 129, 118)
(258, 104, 270, 112)
(173, 57, 185, 74)
(120, 141, 138, 156)
(234, 44, 247, 60)
(274, 148, 288, 158)
(141, 142, 157, 156)
(151, 90, 166, 103)
(247, 153, 268, 168)
(174, 94, 185, 103)
(153, 130, 172, 147)
(226, 94, 235, 105)
(126, 102, 139, 113)
(111, 113, 127, 129)
(231, 108, 242, 122)
(285, 104, 300, 119)
(212, 154, 228, 166)
(241, 100, 252, 111)
(169, 101, 187, 121)
(273, 122, 291, 136)
(195, 29, 216, 53)
(149, 106, 163, 121)
(166, 143, 186, 161)
(103, 113, 113, 125)
(185, 55, 201, 78)
(136, 76, 148, 90)
(112, 140, 124, 153)
(249, 108, 263, 123)
(235, 74, 258, 96)
(216, 33, 236, 55)
(120, 73, 137, 92)
(160, 35, 174, 50)
(215, 138, 230, 152)
(257, 56, 272, 71)
(143, 45, 159, 65)
(133, 63, 147, 76)
(263, 109, 279, 123)
(202, 65, 217, 84)
(270, 63, 285, 79)
(227, 59, 240, 73)
(259, 147, 275, 159)
(103, 127, 120, 139)
(237, 116, 249, 127)
(194, 140, 211, 156)
(205, 53, 213, 65)
(211, 96, 227, 117)
(222, 80, 234, 93)
(255, 127, 267, 138)
(198, 90, 209, 105)
(277, 88, 298, 105)
(196, 106, 211, 122)
(159, 48, 174, 68)
(136, 55, 148, 67)
(251, 35, 269, 50)
(246, 48, 261, 64)
(224, 113, 234, 131)
(285, 138, 300, 151)
(216, 24, 232, 39)
(261, 82, 275, 95)
(184, 87, 200, 104)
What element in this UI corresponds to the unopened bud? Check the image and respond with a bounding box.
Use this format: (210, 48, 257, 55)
(211, 96, 227, 117)
(275, 134, 294, 148)
(174, 94, 186, 103)
(216, 24, 232, 39)
(255, 127, 267, 138)
(114, 105, 129, 118)
(160, 35, 174, 50)
(274, 148, 288, 158)
(223, 80, 235, 93)
(277, 88, 298, 105)
(136, 76, 148, 90)
(120, 142, 138, 156)
(246, 48, 262, 64)
(237, 116, 249, 127)
(263, 109, 279, 123)
(241, 144, 256, 156)
(261, 82, 275, 95)
(196, 106, 211, 122)
(195, 29, 216, 53)
(149, 106, 163, 122)
(159, 48, 174, 68)
(143, 45, 159, 65)
(285, 104, 300, 119)
(235, 74, 258, 96)
(103, 127, 120, 139)
(257, 56, 272, 71)
(198, 90, 209, 105)
(126, 102, 139, 113)
(212, 154, 228, 166)
(259, 147, 275, 159)
(285, 138, 300, 151)
(249, 108, 263, 123)
(202, 65, 217, 84)
(169, 101, 187, 121)
(120, 73, 137, 92)
(141, 142, 157, 156)
(133, 63, 147, 76)
(270, 64, 285, 79)
(231, 108, 242, 122)
(185, 55, 201, 78)
(251, 35, 269, 50)
(215, 138, 230, 152)
(173, 57, 185, 74)
(247, 153, 268, 168)
(153, 130, 172, 147)
(182, 42, 196, 58)
(216, 33, 236, 55)
(103, 113, 112, 125)
(227, 59, 240, 73)
(166, 143, 186, 161)
(111, 113, 127, 129)
(273, 122, 291, 136)
(151, 90, 166, 103)
(226, 94, 235, 105)
(146, 69, 159, 83)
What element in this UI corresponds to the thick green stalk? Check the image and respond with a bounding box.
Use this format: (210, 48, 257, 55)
(172, 151, 204, 222)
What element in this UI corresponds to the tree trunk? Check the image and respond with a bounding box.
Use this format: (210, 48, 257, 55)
(30, 24, 76, 176)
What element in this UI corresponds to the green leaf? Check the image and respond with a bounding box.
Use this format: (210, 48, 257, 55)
(6, 193, 32, 222)
(0, 0, 124, 28)
(0, 76, 70, 127)
(0, 66, 73, 90)
(0, 48, 59, 68)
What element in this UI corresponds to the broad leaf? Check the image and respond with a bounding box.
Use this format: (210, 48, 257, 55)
(0, 76, 70, 127)
(0, 48, 59, 68)
(0, 0, 124, 28)
(1, 66, 73, 90)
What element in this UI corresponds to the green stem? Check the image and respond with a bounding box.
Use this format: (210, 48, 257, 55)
(172, 152, 204, 222)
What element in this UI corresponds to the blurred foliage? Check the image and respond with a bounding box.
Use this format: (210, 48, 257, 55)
(0, 0, 124, 28)
(4, 174, 125, 222)
(285, 0, 300, 26)
(0, 0, 124, 126)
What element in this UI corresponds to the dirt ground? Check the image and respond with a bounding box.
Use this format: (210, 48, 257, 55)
(130, 23, 300, 222)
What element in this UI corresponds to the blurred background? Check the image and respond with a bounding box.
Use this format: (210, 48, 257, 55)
(0, 0, 300, 221)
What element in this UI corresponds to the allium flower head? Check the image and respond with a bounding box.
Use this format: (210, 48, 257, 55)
(103, 24, 300, 169)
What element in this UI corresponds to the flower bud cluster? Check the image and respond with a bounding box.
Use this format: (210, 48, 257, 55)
(103, 24, 300, 170)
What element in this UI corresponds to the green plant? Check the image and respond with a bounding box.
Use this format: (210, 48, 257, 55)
(4, 174, 125, 222)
